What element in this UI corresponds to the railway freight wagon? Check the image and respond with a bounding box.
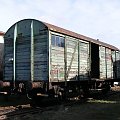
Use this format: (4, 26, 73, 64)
(2, 19, 120, 101)
(0, 32, 4, 80)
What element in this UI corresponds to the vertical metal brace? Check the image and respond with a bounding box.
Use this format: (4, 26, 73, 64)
(110, 50, 112, 78)
(13, 24, 17, 87)
(89, 42, 91, 80)
(64, 36, 67, 87)
(114, 51, 117, 79)
(115, 51, 117, 78)
(105, 48, 107, 79)
(48, 31, 51, 89)
(119, 52, 120, 78)
(31, 21, 34, 81)
(78, 41, 80, 81)
(119, 52, 120, 77)
(111, 51, 114, 78)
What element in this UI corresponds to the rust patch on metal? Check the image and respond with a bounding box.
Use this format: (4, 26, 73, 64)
(32, 82, 44, 88)
(0, 81, 10, 88)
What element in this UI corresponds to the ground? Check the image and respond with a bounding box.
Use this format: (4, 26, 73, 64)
(1, 86, 120, 120)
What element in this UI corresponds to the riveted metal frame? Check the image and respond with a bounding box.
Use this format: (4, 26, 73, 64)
(13, 24, 17, 87)
(31, 20, 34, 81)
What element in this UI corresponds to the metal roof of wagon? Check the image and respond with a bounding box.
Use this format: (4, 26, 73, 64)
(44, 22, 119, 50)
(3, 19, 119, 50)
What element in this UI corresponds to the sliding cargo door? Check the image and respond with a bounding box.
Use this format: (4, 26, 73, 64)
(91, 43, 99, 79)
(79, 41, 90, 80)
(66, 37, 78, 81)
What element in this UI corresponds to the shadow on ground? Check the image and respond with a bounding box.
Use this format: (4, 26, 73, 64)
(0, 94, 30, 107)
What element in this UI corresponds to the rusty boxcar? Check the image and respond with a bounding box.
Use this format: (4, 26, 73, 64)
(1, 19, 120, 102)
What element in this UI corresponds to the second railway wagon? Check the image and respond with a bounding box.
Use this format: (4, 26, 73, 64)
(0, 31, 4, 80)
(2, 19, 120, 100)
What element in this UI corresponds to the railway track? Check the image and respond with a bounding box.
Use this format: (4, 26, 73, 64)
(0, 107, 15, 119)
(0, 105, 58, 120)
(0, 107, 43, 119)
(0, 99, 86, 119)
(0, 108, 15, 115)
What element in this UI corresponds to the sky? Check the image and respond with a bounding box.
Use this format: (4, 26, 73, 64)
(0, 0, 120, 49)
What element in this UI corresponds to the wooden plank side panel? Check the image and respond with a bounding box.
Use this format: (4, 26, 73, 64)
(16, 21, 31, 81)
(33, 21, 48, 81)
(34, 31, 48, 81)
(50, 46, 64, 81)
(66, 38, 78, 81)
(16, 37, 31, 80)
(100, 46, 106, 79)
(106, 48, 113, 78)
(79, 41, 89, 80)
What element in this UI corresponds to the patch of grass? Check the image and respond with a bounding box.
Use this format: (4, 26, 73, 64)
(88, 99, 117, 104)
